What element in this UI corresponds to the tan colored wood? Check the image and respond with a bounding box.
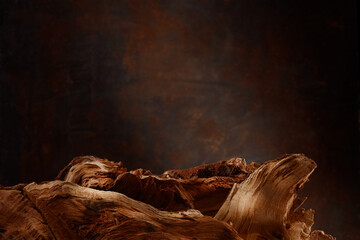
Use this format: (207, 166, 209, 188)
(215, 154, 334, 240)
(0, 154, 335, 240)
(22, 180, 242, 240)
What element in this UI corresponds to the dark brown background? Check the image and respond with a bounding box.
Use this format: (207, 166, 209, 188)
(0, 0, 359, 238)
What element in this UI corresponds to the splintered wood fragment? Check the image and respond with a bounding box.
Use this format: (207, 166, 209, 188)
(309, 230, 336, 240)
(21, 180, 242, 240)
(215, 154, 320, 240)
(161, 158, 259, 179)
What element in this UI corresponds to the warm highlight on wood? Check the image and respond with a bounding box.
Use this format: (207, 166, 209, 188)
(0, 154, 335, 239)
(215, 154, 317, 239)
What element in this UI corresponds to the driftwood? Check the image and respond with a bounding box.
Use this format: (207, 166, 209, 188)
(55, 156, 258, 215)
(215, 154, 316, 239)
(0, 154, 335, 240)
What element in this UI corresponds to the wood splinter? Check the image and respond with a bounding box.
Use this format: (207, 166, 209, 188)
(215, 154, 334, 240)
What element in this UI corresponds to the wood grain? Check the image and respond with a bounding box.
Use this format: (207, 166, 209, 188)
(0, 154, 335, 239)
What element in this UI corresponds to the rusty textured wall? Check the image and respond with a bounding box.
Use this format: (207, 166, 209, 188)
(0, 0, 359, 238)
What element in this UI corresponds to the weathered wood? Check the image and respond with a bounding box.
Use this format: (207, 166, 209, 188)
(56, 156, 256, 215)
(0, 188, 55, 239)
(214, 154, 333, 240)
(161, 157, 259, 179)
(22, 180, 242, 240)
(309, 230, 336, 240)
(0, 154, 335, 240)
